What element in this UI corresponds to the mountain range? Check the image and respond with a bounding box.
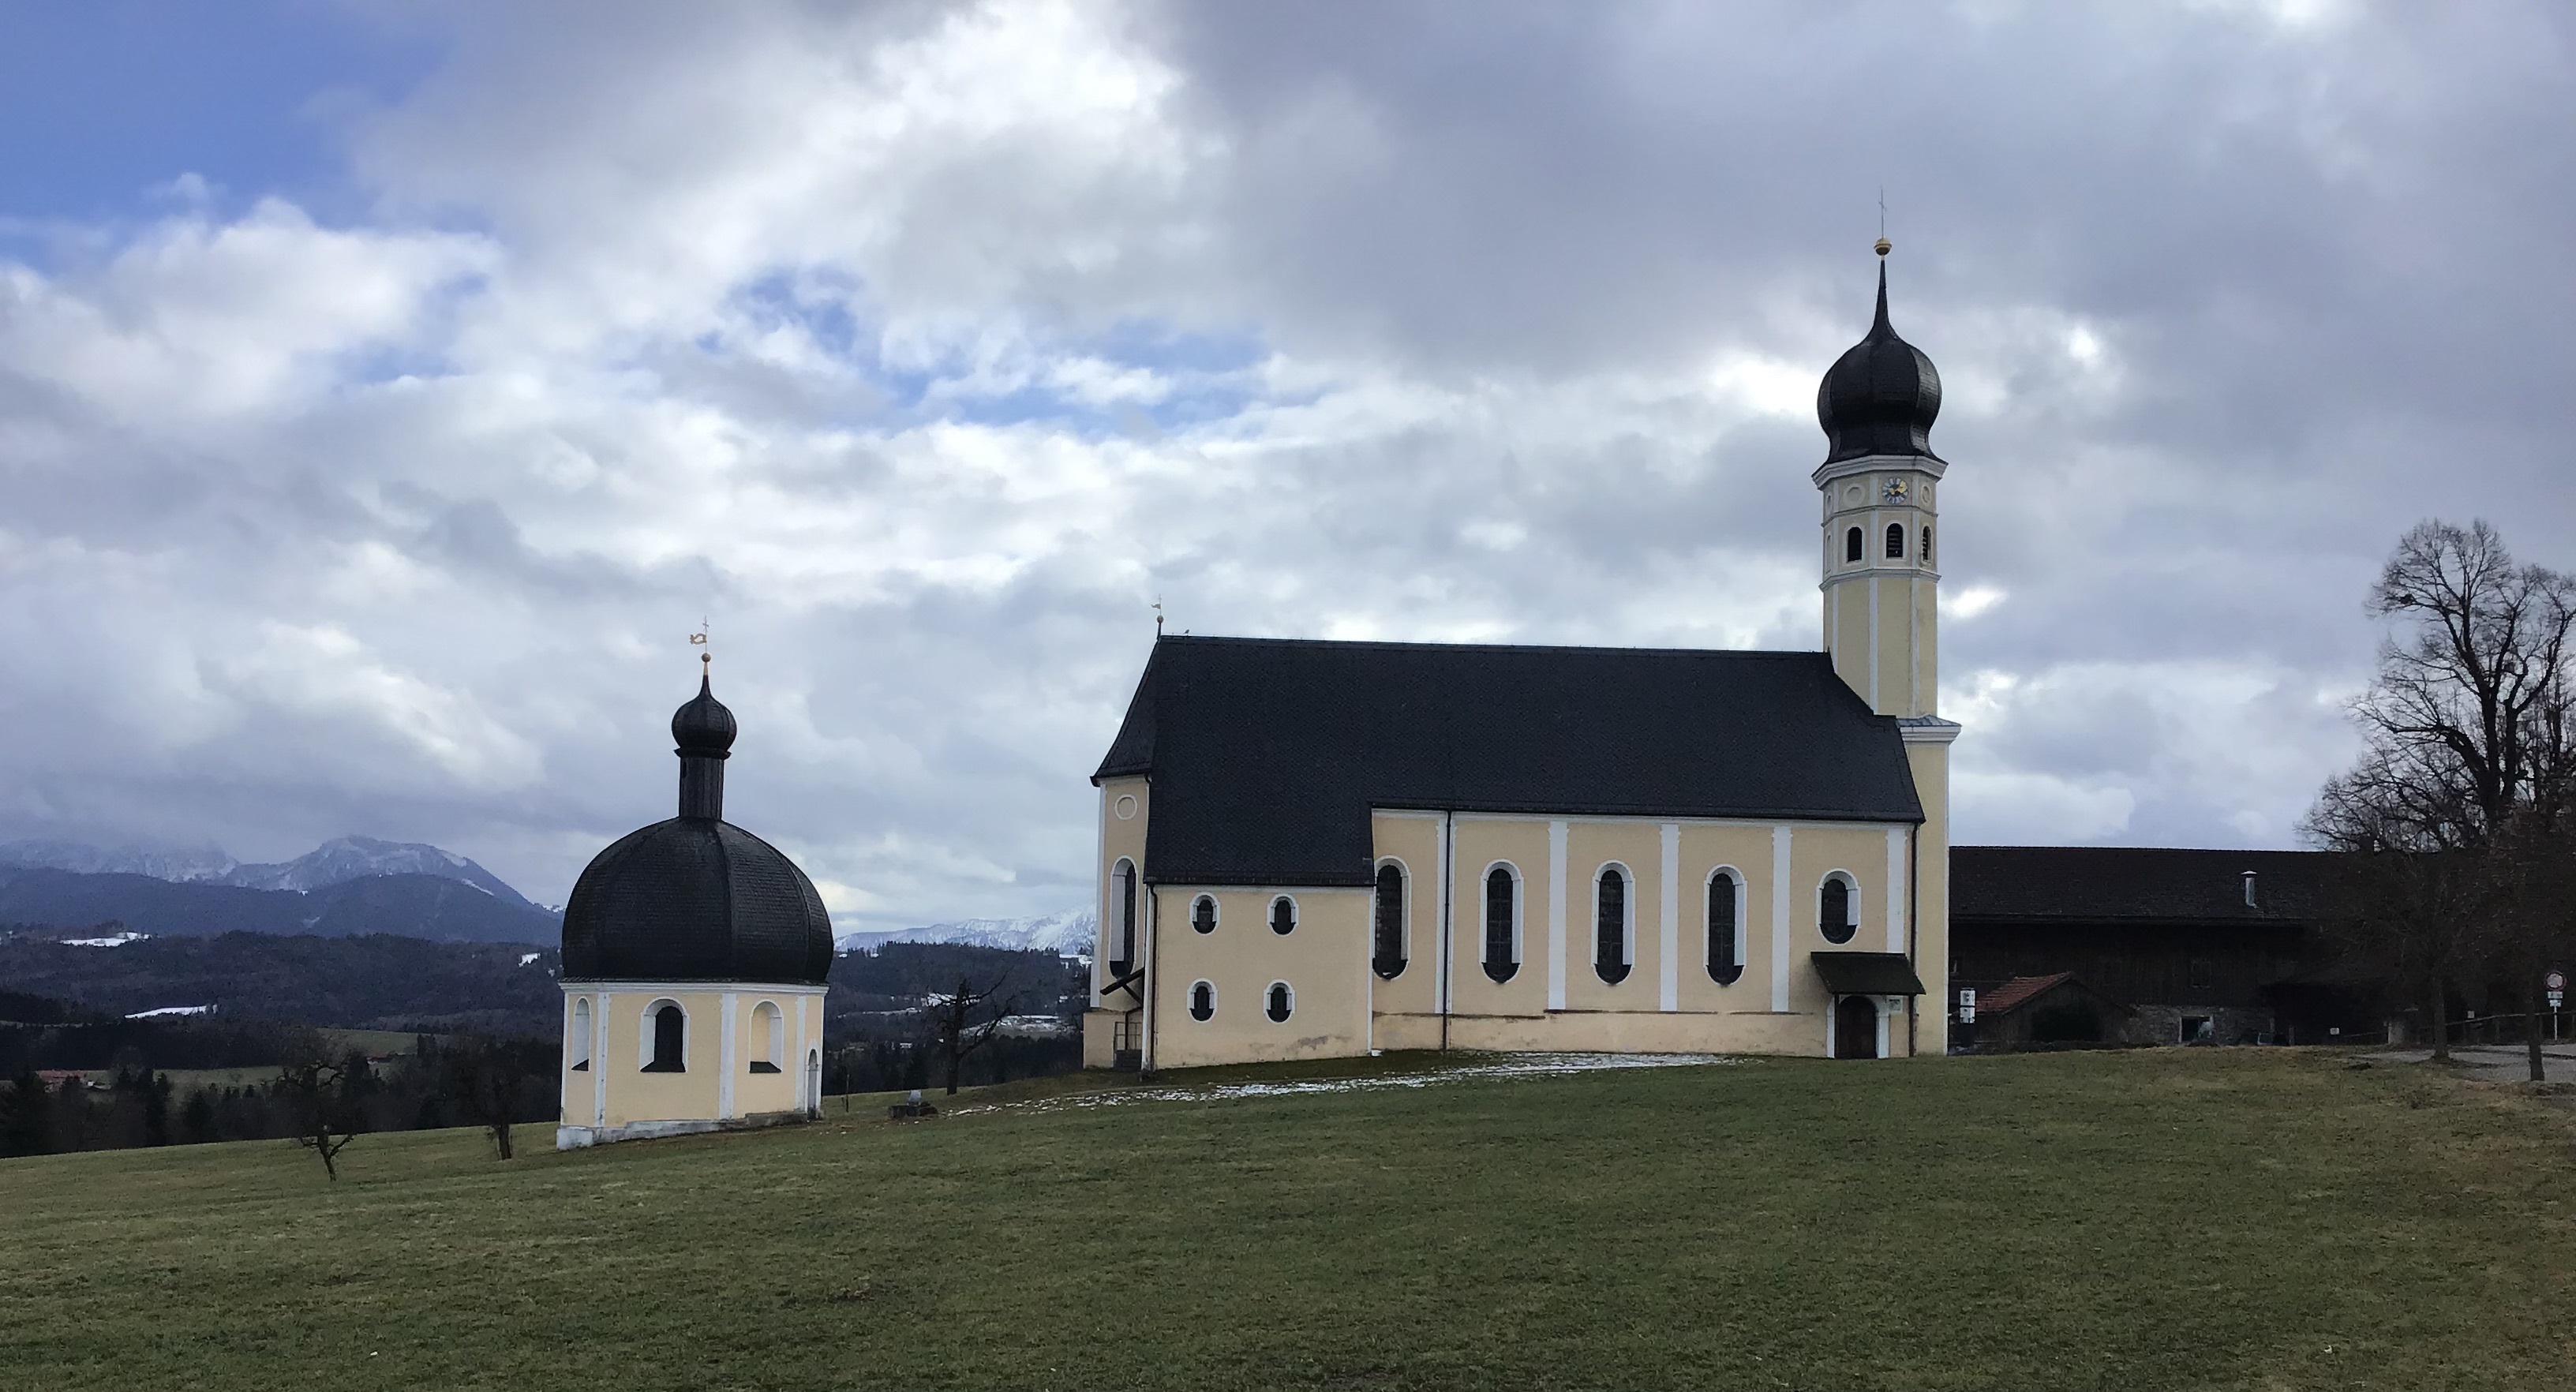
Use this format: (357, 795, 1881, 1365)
(0, 836, 541, 910)
(837, 907, 1094, 958)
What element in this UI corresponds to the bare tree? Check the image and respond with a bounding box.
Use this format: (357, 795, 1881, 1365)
(2305, 521, 2576, 1062)
(442, 1037, 543, 1160)
(924, 972, 1018, 1096)
(275, 1054, 361, 1181)
(2485, 813, 2576, 1080)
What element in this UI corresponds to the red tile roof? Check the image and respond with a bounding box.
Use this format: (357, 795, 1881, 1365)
(1977, 972, 2076, 1015)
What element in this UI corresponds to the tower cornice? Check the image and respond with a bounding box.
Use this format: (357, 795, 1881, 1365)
(1811, 453, 1948, 489)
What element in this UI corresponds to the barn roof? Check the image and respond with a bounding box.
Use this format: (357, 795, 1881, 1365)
(1952, 847, 2338, 925)
(1097, 635, 1925, 887)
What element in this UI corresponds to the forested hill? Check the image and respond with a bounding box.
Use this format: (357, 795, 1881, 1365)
(0, 933, 566, 1038)
(0, 868, 557, 946)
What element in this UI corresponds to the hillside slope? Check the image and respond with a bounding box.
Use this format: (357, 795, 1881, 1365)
(0, 1051, 2567, 1390)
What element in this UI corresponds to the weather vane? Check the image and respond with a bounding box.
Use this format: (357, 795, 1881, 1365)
(1153, 596, 1164, 637)
(690, 619, 710, 672)
(1876, 186, 1891, 257)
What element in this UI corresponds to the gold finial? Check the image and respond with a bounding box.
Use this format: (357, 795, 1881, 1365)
(1874, 237, 1891, 257)
(689, 621, 710, 673)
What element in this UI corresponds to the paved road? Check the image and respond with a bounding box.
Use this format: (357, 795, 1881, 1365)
(2364, 1045, 2576, 1084)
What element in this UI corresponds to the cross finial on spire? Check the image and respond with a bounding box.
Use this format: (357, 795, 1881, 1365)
(1875, 188, 1892, 259)
(1152, 596, 1164, 637)
(689, 620, 710, 683)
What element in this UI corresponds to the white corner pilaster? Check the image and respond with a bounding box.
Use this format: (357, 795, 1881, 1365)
(1546, 821, 1568, 1011)
(718, 993, 739, 1119)
(1770, 825, 1793, 1012)
(593, 991, 611, 1126)
(1885, 827, 1906, 954)
(1658, 823, 1679, 1012)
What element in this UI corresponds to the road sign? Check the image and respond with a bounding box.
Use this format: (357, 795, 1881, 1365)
(2548, 971, 2567, 992)
(2551, 991, 2565, 1008)
(1956, 988, 1977, 1024)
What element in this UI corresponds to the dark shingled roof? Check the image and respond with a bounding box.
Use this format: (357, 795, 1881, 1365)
(561, 818, 834, 984)
(1095, 636, 1925, 887)
(1952, 847, 2338, 926)
(1811, 951, 1927, 996)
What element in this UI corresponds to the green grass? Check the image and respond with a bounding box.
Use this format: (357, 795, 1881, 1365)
(3, 1050, 2570, 1391)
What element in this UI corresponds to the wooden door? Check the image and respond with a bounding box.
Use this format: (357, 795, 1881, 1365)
(1834, 994, 1878, 1059)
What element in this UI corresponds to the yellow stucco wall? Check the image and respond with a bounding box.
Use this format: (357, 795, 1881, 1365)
(1145, 886, 1372, 1068)
(560, 984, 825, 1129)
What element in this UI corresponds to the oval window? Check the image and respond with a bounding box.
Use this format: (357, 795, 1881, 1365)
(1270, 896, 1296, 936)
(1265, 982, 1294, 1022)
(1189, 980, 1215, 1022)
(1192, 896, 1216, 935)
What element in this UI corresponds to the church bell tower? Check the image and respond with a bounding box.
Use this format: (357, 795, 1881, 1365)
(1815, 241, 1945, 719)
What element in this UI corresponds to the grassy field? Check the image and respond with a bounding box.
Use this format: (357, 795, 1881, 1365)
(2, 1049, 2570, 1391)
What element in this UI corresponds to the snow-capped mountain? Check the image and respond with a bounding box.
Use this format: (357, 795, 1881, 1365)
(0, 840, 238, 882)
(837, 907, 1095, 958)
(0, 835, 545, 914)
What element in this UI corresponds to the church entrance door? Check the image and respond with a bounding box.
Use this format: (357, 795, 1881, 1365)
(1833, 995, 1878, 1059)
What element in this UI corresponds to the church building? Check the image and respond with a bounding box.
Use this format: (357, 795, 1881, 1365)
(555, 660, 837, 1147)
(1083, 245, 1960, 1068)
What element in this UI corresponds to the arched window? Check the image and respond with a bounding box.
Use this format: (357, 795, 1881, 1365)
(1269, 895, 1297, 936)
(1110, 859, 1136, 976)
(1844, 526, 1863, 563)
(1372, 863, 1407, 979)
(1265, 982, 1294, 1022)
(642, 1000, 685, 1072)
(1594, 865, 1631, 985)
(1708, 870, 1744, 985)
(1820, 875, 1857, 945)
(1921, 525, 1934, 563)
(750, 1001, 784, 1073)
(1483, 866, 1519, 982)
(1885, 522, 1905, 559)
(1191, 895, 1216, 935)
(570, 997, 592, 1071)
(1189, 980, 1215, 1022)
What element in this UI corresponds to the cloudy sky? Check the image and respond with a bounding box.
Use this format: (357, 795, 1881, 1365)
(0, 1, 2567, 926)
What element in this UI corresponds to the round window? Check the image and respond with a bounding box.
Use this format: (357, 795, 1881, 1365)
(1265, 982, 1294, 1022)
(1113, 794, 1137, 821)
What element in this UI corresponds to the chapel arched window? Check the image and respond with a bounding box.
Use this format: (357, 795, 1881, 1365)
(570, 997, 593, 1071)
(1885, 522, 1906, 559)
(644, 1001, 685, 1072)
(1372, 863, 1406, 979)
(1820, 876, 1856, 945)
(1845, 526, 1864, 563)
(1111, 859, 1136, 977)
(750, 1001, 784, 1073)
(1594, 866, 1631, 985)
(1708, 871, 1743, 985)
(1484, 866, 1519, 982)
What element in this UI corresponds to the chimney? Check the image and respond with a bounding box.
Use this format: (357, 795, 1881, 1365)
(2241, 870, 2257, 908)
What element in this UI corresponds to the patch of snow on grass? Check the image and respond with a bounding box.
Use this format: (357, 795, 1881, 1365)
(957, 1052, 1734, 1117)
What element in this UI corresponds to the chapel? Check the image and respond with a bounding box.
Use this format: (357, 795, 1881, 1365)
(554, 659, 835, 1147)
(1083, 245, 1959, 1068)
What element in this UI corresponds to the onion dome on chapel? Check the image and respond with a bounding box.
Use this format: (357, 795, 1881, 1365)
(1817, 247, 1943, 463)
(560, 660, 833, 985)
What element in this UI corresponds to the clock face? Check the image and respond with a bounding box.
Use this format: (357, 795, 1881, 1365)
(1881, 478, 1909, 502)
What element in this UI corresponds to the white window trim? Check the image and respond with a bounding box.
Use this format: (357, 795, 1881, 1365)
(1264, 979, 1295, 1023)
(569, 997, 593, 1068)
(1268, 893, 1298, 936)
(1111, 858, 1139, 960)
(1188, 979, 1218, 1022)
(1480, 860, 1525, 974)
(1818, 870, 1862, 945)
(1706, 866, 1749, 984)
(1373, 857, 1410, 972)
(1591, 860, 1636, 982)
(638, 997, 687, 1072)
(752, 999, 785, 1070)
(1885, 520, 1907, 560)
(1190, 893, 1219, 935)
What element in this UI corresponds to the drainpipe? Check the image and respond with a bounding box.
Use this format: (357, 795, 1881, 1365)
(1439, 810, 1455, 1053)
(1140, 885, 1159, 1080)
(1907, 822, 1920, 1057)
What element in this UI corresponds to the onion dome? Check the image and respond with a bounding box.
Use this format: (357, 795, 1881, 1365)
(1817, 253, 1942, 463)
(559, 667, 833, 985)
